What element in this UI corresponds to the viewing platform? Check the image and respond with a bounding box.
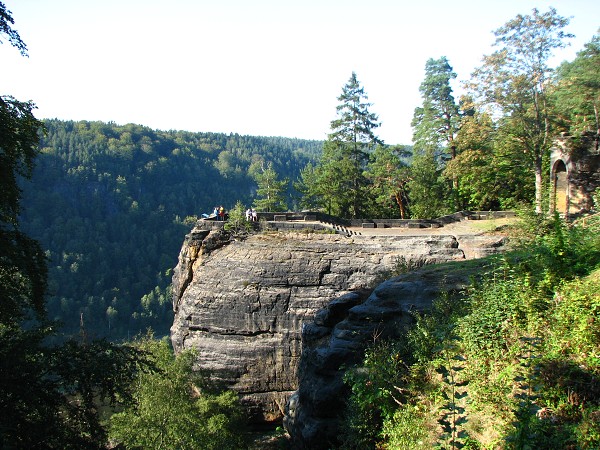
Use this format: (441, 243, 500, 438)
(194, 210, 517, 236)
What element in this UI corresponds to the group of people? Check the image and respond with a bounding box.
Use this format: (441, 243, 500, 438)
(210, 205, 257, 222)
(213, 206, 227, 221)
(246, 208, 258, 221)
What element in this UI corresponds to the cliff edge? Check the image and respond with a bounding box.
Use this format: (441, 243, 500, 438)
(171, 225, 508, 425)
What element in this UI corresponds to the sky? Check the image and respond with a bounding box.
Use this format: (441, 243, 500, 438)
(1, 0, 599, 144)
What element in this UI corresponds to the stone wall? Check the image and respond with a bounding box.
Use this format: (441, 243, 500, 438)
(196, 210, 517, 233)
(349, 211, 516, 229)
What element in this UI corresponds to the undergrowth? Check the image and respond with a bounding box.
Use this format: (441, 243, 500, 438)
(341, 214, 600, 449)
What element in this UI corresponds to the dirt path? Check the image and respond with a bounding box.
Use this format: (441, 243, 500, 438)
(346, 217, 517, 237)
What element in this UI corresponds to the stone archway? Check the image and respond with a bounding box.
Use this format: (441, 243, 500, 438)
(551, 159, 569, 214)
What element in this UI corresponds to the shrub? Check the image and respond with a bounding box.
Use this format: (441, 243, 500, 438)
(109, 336, 247, 450)
(223, 200, 252, 235)
(550, 270, 600, 357)
(381, 403, 433, 449)
(340, 216, 600, 449)
(340, 341, 413, 449)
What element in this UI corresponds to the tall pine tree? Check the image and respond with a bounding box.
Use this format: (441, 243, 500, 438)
(312, 72, 382, 218)
(409, 57, 460, 217)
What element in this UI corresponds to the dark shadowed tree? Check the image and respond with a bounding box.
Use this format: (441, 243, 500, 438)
(0, 1, 27, 56)
(1, 11, 147, 449)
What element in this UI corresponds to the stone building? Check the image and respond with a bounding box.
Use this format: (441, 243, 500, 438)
(550, 132, 600, 217)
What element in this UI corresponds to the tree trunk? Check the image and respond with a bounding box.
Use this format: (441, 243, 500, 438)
(395, 192, 407, 219)
(534, 156, 544, 214)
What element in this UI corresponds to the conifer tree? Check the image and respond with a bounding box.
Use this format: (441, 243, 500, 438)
(252, 162, 288, 212)
(415, 57, 461, 161)
(312, 72, 382, 218)
(367, 145, 411, 218)
(409, 57, 459, 217)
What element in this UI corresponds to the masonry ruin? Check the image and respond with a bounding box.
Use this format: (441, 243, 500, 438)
(550, 131, 600, 217)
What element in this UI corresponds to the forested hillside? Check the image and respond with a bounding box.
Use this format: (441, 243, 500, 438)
(19, 119, 322, 340)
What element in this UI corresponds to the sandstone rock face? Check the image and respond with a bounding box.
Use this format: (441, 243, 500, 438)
(171, 227, 507, 425)
(285, 265, 476, 449)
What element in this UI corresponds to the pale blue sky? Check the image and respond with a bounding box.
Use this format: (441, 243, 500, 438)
(2, 0, 599, 144)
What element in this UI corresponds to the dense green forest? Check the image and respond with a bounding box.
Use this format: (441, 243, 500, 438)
(19, 119, 322, 339)
(300, 10, 599, 220)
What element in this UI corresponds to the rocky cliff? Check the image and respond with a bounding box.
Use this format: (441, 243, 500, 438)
(285, 262, 481, 448)
(171, 225, 508, 426)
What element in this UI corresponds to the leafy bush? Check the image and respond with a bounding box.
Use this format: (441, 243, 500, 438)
(550, 270, 600, 357)
(343, 215, 600, 449)
(109, 336, 248, 450)
(381, 403, 433, 449)
(340, 341, 413, 449)
(223, 200, 252, 235)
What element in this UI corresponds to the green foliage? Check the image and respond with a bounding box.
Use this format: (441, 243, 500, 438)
(19, 119, 321, 340)
(407, 148, 451, 219)
(0, 1, 28, 56)
(433, 328, 470, 450)
(409, 57, 461, 216)
(554, 33, 600, 136)
(549, 270, 600, 358)
(109, 337, 248, 450)
(0, 96, 43, 227)
(0, 96, 48, 326)
(381, 403, 432, 449)
(411, 57, 460, 159)
(311, 140, 354, 216)
(252, 162, 288, 212)
(341, 341, 412, 449)
(1, 29, 154, 447)
(445, 107, 535, 211)
(0, 321, 148, 449)
(459, 275, 525, 359)
(224, 200, 252, 235)
(468, 7, 573, 213)
(345, 214, 600, 449)
(367, 144, 411, 218)
(294, 162, 321, 211)
(308, 72, 382, 219)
